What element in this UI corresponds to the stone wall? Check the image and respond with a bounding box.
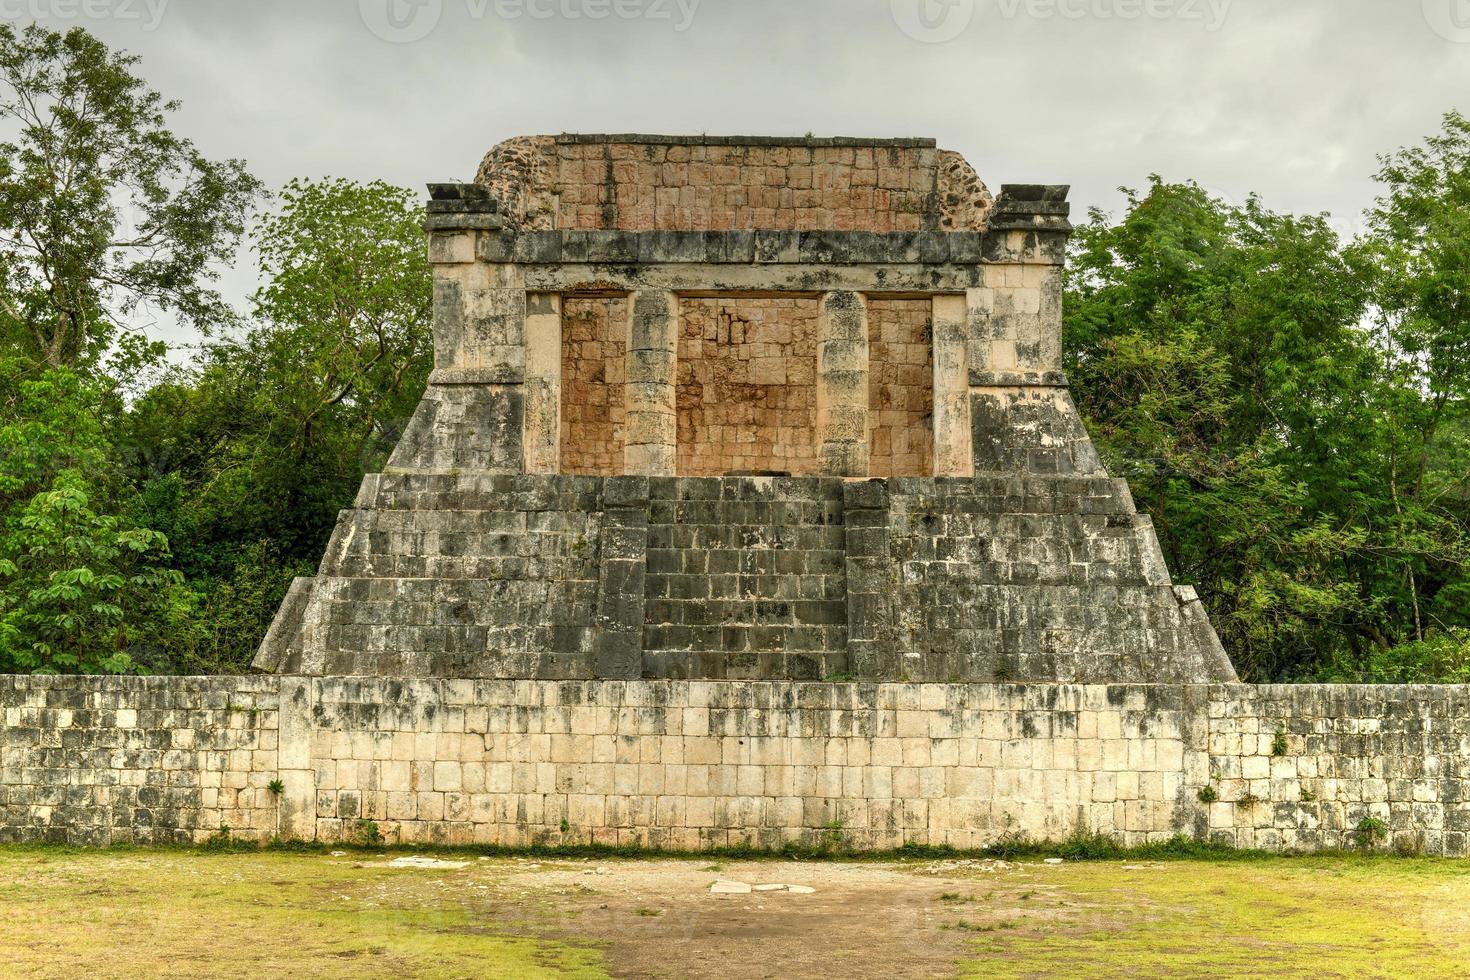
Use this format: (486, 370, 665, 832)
(560, 296, 627, 475)
(473, 135, 993, 233)
(867, 298, 934, 478)
(4, 675, 1467, 856)
(677, 297, 821, 477)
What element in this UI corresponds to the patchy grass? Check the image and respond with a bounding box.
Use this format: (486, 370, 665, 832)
(953, 857, 1470, 979)
(0, 848, 606, 979)
(0, 846, 1467, 978)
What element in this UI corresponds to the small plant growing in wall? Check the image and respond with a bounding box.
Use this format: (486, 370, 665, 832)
(1236, 791, 1263, 810)
(266, 778, 286, 838)
(353, 820, 384, 847)
(1196, 785, 1219, 804)
(201, 823, 253, 853)
(1355, 816, 1388, 849)
(1271, 724, 1289, 757)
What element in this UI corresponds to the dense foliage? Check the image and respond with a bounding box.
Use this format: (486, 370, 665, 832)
(0, 26, 1465, 680)
(1065, 116, 1470, 681)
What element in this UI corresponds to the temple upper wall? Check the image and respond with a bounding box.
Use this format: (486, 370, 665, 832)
(472, 134, 994, 233)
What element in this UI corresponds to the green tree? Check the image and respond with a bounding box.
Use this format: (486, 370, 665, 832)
(1068, 181, 1366, 678)
(248, 177, 433, 462)
(1067, 168, 1470, 681)
(124, 178, 432, 672)
(1359, 110, 1470, 642)
(0, 358, 193, 673)
(0, 23, 261, 370)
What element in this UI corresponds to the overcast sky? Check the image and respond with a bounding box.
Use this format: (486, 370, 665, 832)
(12, 0, 1469, 349)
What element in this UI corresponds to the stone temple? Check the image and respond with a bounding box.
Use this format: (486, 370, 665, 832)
(254, 134, 1238, 686)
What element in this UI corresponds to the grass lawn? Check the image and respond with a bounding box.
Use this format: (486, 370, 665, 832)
(0, 846, 1466, 978)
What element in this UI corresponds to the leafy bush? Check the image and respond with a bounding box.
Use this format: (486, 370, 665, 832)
(1317, 629, 1470, 685)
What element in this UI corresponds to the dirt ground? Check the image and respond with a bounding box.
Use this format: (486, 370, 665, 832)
(2, 848, 1469, 979)
(512, 857, 981, 979)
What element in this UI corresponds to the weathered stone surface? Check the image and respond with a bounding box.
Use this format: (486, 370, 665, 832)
(255, 473, 1230, 684)
(4, 675, 1468, 857)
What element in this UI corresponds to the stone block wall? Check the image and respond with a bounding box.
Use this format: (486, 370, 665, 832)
(677, 297, 821, 477)
(0, 676, 291, 846)
(4, 675, 1467, 857)
(867, 298, 934, 478)
(474, 135, 993, 233)
(560, 296, 628, 476)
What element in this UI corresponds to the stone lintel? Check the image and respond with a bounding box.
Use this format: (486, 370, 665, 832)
(525, 264, 985, 295)
(552, 133, 940, 148)
(969, 369, 1069, 388)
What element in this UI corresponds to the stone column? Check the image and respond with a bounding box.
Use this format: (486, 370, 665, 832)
(523, 292, 562, 475)
(817, 290, 870, 477)
(966, 188, 1099, 476)
(931, 293, 972, 477)
(623, 290, 678, 476)
(386, 254, 528, 474)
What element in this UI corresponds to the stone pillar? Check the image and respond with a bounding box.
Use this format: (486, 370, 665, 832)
(966, 187, 1099, 476)
(931, 294, 972, 477)
(386, 256, 528, 474)
(623, 290, 678, 476)
(523, 292, 562, 475)
(817, 290, 870, 477)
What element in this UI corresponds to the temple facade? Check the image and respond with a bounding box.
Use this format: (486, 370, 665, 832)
(254, 135, 1237, 685)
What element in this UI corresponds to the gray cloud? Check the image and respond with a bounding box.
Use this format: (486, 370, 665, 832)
(9, 0, 1467, 348)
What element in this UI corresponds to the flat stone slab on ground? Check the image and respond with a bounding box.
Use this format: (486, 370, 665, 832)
(710, 880, 752, 894)
(387, 856, 470, 870)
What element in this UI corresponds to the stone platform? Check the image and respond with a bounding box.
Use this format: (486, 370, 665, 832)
(256, 474, 1232, 684)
